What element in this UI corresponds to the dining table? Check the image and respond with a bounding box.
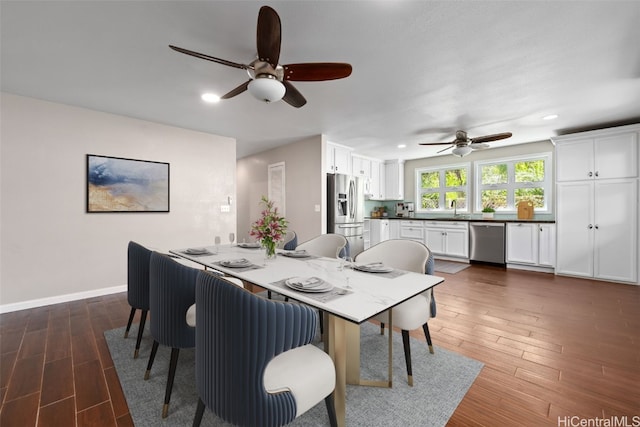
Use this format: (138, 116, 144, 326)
(170, 244, 444, 427)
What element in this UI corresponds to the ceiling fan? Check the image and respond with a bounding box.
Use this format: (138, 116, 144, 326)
(169, 6, 352, 108)
(419, 130, 513, 157)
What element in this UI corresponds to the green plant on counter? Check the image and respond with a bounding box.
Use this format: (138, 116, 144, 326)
(482, 206, 495, 213)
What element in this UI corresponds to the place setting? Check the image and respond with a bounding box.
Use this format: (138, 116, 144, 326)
(351, 261, 408, 279)
(213, 257, 263, 272)
(180, 247, 215, 257)
(271, 275, 352, 302)
(280, 249, 317, 259)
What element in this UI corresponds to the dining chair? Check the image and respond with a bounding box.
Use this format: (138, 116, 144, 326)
(193, 272, 337, 427)
(145, 252, 199, 418)
(125, 241, 152, 359)
(277, 229, 298, 250)
(355, 239, 436, 386)
(296, 233, 347, 258)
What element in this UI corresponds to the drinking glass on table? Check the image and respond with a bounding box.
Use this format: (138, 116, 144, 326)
(228, 232, 235, 247)
(214, 236, 221, 254)
(339, 256, 355, 289)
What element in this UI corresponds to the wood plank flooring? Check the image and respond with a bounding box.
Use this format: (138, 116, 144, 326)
(1, 264, 639, 426)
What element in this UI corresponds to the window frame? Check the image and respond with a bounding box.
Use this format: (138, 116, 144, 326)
(473, 152, 553, 213)
(414, 162, 471, 213)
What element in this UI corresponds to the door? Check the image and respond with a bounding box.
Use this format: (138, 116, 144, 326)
(538, 224, 556, 268)
(445, 228, 469, 258)
(593, 179, 638, 282)
(556, 182, 594, 277)
(424, 227, 445, 254)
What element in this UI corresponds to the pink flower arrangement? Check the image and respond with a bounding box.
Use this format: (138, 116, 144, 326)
(249, 196, 287, 256)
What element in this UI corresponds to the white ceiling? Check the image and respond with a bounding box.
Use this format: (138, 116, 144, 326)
(2, 1, 639, 160)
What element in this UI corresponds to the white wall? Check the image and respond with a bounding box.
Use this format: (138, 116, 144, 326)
(0, 93, 236, 311)
(236, 135, 325, 245)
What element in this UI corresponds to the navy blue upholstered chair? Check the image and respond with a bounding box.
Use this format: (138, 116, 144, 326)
(125, 241, 152, 359)
(355, 239, 437, 386)
(193, 272, 337, 427)
(278, 230, 298, 250)
(144, 252, 199, 418)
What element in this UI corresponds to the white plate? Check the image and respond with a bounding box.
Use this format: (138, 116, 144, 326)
(238, 242, 261, 249)
(185, 248, 209, 255)
(284, 277, 333, 293)
(354, 264, 394, 273)
(282, 250, 310, 258)
(220, 258, 252, 268)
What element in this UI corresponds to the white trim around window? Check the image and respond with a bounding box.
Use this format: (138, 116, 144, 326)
(415, 162, 471, 213)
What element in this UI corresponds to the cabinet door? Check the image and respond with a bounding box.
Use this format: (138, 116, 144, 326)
(424, 227, 445, 254)
(369, 160, 383, 199)
(507, 223, 538, 264)
(363, 219, 371, 250)
(556, 182, 594, 277)
(389, 220, 400, 239)
(384, 161, 404, 200)
(556, 139, 594, 182)
(593, 179, 638, 283)
(445, 228, 469, 258)
(326, 145, 336, 173)
(538, 224, 556, 267)
(333, 145, 351, 174)
(401, 225, 425, 244)
(594, 132, 638, 179)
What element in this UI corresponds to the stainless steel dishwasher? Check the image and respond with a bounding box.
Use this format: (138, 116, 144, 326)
(470, 222, 505, 264)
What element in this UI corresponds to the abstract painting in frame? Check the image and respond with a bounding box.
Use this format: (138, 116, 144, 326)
(87, 154, 170, 212)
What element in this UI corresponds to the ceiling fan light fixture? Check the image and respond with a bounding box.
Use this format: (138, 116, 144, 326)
(452, 145, 473, 157)
(248, 75, 285, 103)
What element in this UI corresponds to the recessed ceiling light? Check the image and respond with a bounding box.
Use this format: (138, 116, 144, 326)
(397, 144, 406, 148)
(542, 114, 558, 120)
(201, 93, 220, 103)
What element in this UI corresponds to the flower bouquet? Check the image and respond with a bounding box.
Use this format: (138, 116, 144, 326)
(249, 196, 288, 259)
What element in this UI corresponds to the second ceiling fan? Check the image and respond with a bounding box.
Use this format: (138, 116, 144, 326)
(420, 130, 513, 157)
(169, 6, 352, 108)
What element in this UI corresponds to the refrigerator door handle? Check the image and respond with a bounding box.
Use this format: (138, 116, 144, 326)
(349, 179, 356, 220)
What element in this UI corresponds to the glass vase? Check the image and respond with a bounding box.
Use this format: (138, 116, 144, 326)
(262, 240, 277, 262)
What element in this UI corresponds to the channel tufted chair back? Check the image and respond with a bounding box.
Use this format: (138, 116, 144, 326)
(125, 241, 152, 358)
(193, 272, 337, 427)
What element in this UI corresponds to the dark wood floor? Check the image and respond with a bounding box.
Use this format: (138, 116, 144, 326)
(1, 264, 639, 426)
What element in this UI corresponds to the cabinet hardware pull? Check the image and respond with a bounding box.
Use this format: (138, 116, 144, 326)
(595, 171, 599, 177)
(588, 224, 593, 229)
(588, 171, 593, 177)
(595, 224, 599, 229)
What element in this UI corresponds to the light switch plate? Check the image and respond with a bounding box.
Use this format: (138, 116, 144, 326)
(314, 204, 321, 212)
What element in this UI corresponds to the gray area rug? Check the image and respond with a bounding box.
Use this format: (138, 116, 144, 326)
(433, 261, 471, 274)
(105, 322, 483, 426)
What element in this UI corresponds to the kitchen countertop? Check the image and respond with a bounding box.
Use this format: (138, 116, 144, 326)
(366, 215, 555, 223)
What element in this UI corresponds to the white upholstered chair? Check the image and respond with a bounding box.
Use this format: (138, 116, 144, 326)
(355, 239, 435, 386)
(296, 234, 347, 258)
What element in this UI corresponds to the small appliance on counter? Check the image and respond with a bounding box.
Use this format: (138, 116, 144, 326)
(406, 202, 415, 217)
(396, 202, 405, 217)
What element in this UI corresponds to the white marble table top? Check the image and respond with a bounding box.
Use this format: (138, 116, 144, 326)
(170, 245, 444, 324)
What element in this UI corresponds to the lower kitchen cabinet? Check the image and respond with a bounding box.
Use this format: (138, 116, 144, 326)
(506, 223, 555, 270)
(424, 221, 469, 258)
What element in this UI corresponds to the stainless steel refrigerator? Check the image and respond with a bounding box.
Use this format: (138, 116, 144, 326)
(327, 173, 365, 257)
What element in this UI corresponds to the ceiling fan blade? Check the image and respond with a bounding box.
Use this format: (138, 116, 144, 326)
(470, 132, 513, 144)
(471, 143, 490, 150)
(169, 45, 249, 70)
(256, 6, 281, 69)
(283, 63, 353, 81)
(220, 80, 251, 99)
(282, 81, 307, 108)
(419, 141, 456, 146)
(437, 145, 454, 153)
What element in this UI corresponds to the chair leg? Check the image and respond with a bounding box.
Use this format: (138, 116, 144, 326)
(319, 310, 324, 336)
(162, 348, 180, 418)
(325, 395, 338, 427)
(401, 330, 413, 386)
(193, 398, 206, 427)
(133, 310, 148, 359)
(145, 340, 159, 380)
(422, 323, 434, 354)
(380, 322, 385, 335)
(124, 307, 136, 338)
(267, 290, 272, 299)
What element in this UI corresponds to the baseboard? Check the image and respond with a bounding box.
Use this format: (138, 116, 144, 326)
(0, 285, 127, 314)
(506, 263, 555, 274)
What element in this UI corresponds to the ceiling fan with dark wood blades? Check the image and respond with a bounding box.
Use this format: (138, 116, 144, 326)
(169, 6, 352, 108)
(420, 130, 513, 157)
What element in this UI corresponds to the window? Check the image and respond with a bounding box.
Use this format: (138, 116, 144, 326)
(474, 153, 552, 212)
(415, 163, 470, 213)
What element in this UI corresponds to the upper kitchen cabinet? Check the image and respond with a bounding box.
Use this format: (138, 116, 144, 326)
(552, 124, 639, 182)
(351, 155, 372, 178)
(326, 142, 352, 175)
(369, 159, 385, 200)
(384, 160, 404, 200)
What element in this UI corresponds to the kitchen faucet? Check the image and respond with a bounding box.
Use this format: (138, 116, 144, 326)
(451, 199, 457, 216)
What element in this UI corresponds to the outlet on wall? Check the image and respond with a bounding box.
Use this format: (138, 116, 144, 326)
(220, 205, 230, 213)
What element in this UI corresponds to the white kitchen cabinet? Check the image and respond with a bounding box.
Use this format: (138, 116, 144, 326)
(399, 220, 424, 243)
(363, 219, 371, 250)
(389, 219, 400, 239)
(351, 155, 371, 178)
(326, 142, 352, 174)
(384, 160, 404, 200)
(506, 223, 556, 269)
(369, 159, 385, 200)
(556, 179, 637, 283)
(554, 126, 638, 182)
(423, 221, 469, 258)
(369, 219, 390, 247)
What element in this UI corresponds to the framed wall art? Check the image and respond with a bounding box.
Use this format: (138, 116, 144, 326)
(86, 154, 170, 213)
